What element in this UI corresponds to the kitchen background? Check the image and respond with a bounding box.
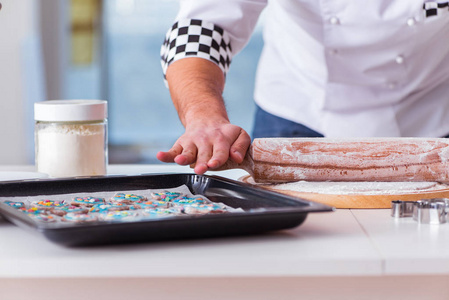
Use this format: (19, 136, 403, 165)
(0, 0, 264, 165)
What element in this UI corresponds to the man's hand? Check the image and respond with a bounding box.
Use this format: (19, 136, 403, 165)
(157, 57, 250, 174)
(157, 120, 251, 174)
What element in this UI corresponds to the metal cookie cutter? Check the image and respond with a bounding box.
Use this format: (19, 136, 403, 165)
(391, 198, 449, 225)
(412, 198, 449, 225)
(391, 200, 415, 218)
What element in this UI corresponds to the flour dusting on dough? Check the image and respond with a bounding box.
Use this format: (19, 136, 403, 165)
(244, 176, 449, 195)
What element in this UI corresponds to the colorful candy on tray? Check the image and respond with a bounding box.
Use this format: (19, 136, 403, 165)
(1, 189, 240, 224)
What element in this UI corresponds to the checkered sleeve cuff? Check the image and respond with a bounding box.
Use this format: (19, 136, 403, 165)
(160, 19, 233, 80)
(423, 1, 448, 17)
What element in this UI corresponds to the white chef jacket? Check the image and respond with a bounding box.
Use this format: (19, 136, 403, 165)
(162, 0, 449, 137)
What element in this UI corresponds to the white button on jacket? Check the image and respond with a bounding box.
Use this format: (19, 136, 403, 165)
(172, 0, 449, 137)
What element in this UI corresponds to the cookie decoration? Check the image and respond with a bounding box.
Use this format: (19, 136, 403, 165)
(151, 191, 183, 202)
(182, 203, 226, 215)
(4, 201, 25, 209)
(102, 210, 139, 222)
(172, 196, 207, 205)
(142, 207, 182, 219)
(62, 212, 98, 223)
(89, 203, 130, 213)
(19, 207, 48, 216)
(31, 200, 68, 210)
(51, 205, 89, 216)
(31, 214, 58, 223)
(111, 193, 147, 205)
(71, 196, 105, 207)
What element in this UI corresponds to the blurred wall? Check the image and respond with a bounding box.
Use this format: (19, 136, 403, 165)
(0, 0, 44, 164)
(40, 0, 67, 101)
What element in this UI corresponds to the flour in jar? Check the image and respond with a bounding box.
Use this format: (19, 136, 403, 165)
(36, 124, 106, 177)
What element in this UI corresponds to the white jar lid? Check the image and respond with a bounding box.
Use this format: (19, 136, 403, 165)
(34, 100, 107, 122)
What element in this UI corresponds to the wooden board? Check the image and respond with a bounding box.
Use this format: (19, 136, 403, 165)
(240, 175, 449, 209)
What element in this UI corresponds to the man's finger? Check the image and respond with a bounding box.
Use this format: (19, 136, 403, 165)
(194, 144, 213, 174)
(229, 130, 251, 164)
(174, 143, 198, 165)
(207, 136, 231, 169)
(156, 144, 183, 163)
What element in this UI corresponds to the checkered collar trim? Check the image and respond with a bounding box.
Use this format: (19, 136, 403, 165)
(423, 1, 449, 17)
(160, 19, 233, 81)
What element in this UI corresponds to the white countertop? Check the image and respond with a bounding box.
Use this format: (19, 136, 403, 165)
(1, 164, 449, 300)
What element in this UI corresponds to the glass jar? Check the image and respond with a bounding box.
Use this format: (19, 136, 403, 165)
(34, 100, 108, 177)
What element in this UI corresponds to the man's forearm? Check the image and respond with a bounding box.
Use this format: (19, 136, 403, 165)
(166, 57, 229, 127)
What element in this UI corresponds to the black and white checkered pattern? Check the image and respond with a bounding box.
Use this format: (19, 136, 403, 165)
(160, 19, 232, 80)
(423, 1, 449, 17)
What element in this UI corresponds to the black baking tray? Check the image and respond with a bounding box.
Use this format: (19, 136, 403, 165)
(0, 173, 333, 247)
